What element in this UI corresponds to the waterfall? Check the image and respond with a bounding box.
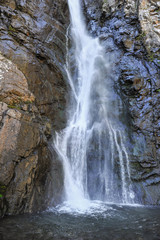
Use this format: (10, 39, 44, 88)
(54, 0, 135, 209)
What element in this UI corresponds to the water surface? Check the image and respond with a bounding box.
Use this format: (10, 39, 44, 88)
(1, 204, 160, 240)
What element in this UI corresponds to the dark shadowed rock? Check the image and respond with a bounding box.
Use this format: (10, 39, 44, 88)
(83, 0, 160, 205)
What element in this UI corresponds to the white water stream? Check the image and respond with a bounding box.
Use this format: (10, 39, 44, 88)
(54, 0, 135, 210)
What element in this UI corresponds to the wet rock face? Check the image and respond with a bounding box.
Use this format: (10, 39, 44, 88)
(0, 0, 68, 216)
(139, 0, 160, 59)
(83, 0, 160, 204)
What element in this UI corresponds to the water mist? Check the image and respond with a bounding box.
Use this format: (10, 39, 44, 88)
(54, 0, 135, 210)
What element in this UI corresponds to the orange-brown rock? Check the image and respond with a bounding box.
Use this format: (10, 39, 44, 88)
(0, 53, 35, 105)
(0, 0, 68, 217)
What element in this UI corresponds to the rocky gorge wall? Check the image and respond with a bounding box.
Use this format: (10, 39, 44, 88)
(0, 0, 160, 217)
(0, 0, 69, 216)
(83, 0, 160, 204)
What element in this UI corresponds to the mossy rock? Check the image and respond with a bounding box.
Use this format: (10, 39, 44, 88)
(155, 89, 160, 93)
(0, 185, 6, 195)
(135, 32, 146, 41)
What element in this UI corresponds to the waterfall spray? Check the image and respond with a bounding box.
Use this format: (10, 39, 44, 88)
(54, 0, 135, 209)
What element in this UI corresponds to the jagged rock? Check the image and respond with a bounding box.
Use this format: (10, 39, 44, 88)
(139, 0, 160, 61)
(0, 53, 35, 104)
(0, 0, 68, 129)
(83, 0, 160, 204)
(124, 0, 138, 18)
(0, 0, 68, 216)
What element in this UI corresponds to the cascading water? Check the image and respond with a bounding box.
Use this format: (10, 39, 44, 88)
(54, 0, 135, 209)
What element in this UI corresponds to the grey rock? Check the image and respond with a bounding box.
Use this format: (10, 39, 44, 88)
(83, 0, 160, 205)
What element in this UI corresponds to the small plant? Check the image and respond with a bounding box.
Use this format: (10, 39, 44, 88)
(156, 89, 160, 93)
(8, 25, 16, 32)
(8, 25, 17, 36)
(145, 168, 151, 173)
(0, 185, 6, 198)
(24, 100, 32, 104)
(8, 104, 16, 109)
(8, 104, 21, 110)
(148, 52, 155, 62)
(136, 32, 146, 41)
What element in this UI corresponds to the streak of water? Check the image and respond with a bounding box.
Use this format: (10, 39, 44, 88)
(54, 0, 135, 210)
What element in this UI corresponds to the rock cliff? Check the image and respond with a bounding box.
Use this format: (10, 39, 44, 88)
(83, 0, 160, 204)
(0, 0, 69, 216)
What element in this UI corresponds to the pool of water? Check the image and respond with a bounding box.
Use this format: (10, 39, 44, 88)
(0, 203, 160, 240)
